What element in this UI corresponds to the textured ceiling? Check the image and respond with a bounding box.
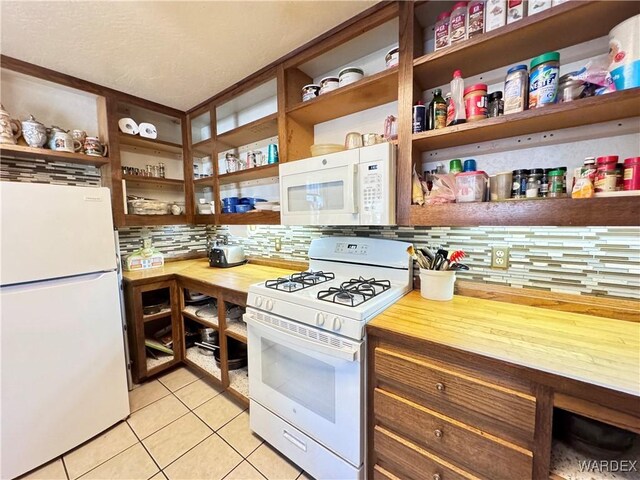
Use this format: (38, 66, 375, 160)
(1, 1, 377, 110)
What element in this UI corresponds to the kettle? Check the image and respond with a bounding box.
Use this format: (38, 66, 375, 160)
(209, 244, 246, 268)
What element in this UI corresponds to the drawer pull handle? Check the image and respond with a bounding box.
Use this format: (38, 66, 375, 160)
(435, 382, 445, 392)
(434, 429, 443, 438)
(433, 474, 441, 480)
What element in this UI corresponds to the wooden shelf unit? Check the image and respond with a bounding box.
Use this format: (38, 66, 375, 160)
(286, 67, 399, 125)
(118, 133, 183, 155)
(218, 164, 279, 185)
(218, 211, 281, 225)
(192, 138, 214, 155)
(124, 214, 189, 226)
(217, 113, 279, 149)
(0, 144, 110, 166)
(413, 88, 640, 151)
(412, 1, 640, 91)
(123, 175, 185, 190)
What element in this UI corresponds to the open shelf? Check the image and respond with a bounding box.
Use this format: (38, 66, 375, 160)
(192, 138, 214, 155)
(410, 196, 640, 227)
(146, 355, 176, 374)
(194, 176, 215, 185)
(124, 214, 188, 226)
(217, 113, 278, 149)
(184, 346, 221, 381)
(142, 307, 172, 323)
(218, 164, 279, 185)
(123, 175, 185, 190)
(226, 318, 247, 343)
(218, 210, 280, 225)
(228, 366, 249, 400)
(413, 88, 640, 151)
(183, 305, 219, 328)
(413, 1, 640, 91)
(0, 144, 110, 166)
(118, 133, 183, 155)
(286, 67, 398, 125)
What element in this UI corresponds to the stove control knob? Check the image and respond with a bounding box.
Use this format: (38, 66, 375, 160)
(332, 316, 342, 331)
(265, 299, 274, 311)
(255, 296, 263, 308)
(315, 312, 325, 326)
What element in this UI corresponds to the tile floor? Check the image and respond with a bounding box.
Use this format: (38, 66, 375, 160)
(18, 366, 314, 480)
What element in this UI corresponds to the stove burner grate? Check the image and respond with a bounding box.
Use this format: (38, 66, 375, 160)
(265, 271, 335, 292)
(317, 276, 391, 307)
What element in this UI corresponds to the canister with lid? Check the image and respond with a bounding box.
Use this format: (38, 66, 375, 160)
(595, 156, 619, 192)
(529, 52, 560, 108)
(463, 84, 488, 121)
(512, 169, 529, 198)
(449, 2, 469, 45)
(467, 0, 485, 38)
(338, 67, 364, 87)
(302, 84, 320, 102)
(504, 65, 528, 114)
(319, 76, 339, 95)
(488, 91, 504, 117)
(547, 169, 565, 197)
(385, 47, 399, 69)
(623, 157, 640, 190)
(434, 11, 451, 51)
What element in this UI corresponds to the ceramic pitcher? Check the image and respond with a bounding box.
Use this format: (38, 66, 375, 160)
(0, 105, 22, 145)
(47, 126, 78, 153)
(21, 115, 48, 148)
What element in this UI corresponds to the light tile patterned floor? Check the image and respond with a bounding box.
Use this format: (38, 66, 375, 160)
(18, 367, 314, 480)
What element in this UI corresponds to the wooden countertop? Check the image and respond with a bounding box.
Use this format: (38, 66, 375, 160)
(122, 259, 297, 294)
(368, 291, 640, 397)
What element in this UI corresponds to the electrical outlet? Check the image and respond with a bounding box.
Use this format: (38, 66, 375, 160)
(491, 246, 509, 269)
(274, 238, 282, 252)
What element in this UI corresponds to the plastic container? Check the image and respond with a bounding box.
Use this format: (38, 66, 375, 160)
(447, 70, 467, 126)
(623, 157, 640, 190)
(456, 170, 488, 202)
(319, 76, 339, 95)
(450, 159, 463, 174)
(301, 84, 320, 102)
(420, 270, 456, 301)
(463, 83, 488, 121)
(385, 47, 399, 68)
(338, 67, 364, 87)
(234, 204, 252, 213)
(434, 11, 451, 51)
(468, 0, 485, 38)
(490, 171, 513, 200)
(486, 0, 506, 31)
(504, 65, 528, 114)
(609, 15, 640, 91)
(222, 196, 240, 207)
(449, 2, 468, 45)
(463, 159, 477, 172)
(529, 52, 560, 109)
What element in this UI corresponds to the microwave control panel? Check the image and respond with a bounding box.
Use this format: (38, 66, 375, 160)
(359, 144, 395, 225)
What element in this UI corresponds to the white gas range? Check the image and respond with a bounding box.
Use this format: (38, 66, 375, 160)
(244, 237, 412, 480)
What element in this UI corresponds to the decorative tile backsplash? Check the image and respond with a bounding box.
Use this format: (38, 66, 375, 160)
(2, 158, 639, 299)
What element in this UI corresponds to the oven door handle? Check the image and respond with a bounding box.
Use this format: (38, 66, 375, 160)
(245, 314, 359, 362)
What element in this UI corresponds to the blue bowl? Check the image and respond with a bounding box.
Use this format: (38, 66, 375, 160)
(240, 197, 267, 206)
(235, 204, 252, 213)
(222, 206, 235, 213)
(222, 197, 239, 206)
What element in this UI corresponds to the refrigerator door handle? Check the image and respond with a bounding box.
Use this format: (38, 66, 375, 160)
(1, 271, 112, 292)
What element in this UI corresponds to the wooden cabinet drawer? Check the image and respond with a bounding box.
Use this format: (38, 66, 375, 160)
(374, 347, 537, 448)
(374, 425, 475, 480)
(374, 388, 533, 480)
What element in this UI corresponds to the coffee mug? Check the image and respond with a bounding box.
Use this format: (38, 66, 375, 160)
(72, 130, 87, 152)
(84, 136, 108, 157)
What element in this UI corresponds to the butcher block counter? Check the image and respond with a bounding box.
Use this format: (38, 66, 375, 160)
(122, 258, 298, 294)
(366, 291, 640, 480)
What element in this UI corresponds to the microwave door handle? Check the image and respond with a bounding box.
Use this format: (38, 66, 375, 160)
(244, 313, 358, 362)
(350, 164, 358, 214)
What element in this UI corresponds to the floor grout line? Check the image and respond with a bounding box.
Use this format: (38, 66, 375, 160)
(60, 455, 70, 480)
(157, 430, 215, 473)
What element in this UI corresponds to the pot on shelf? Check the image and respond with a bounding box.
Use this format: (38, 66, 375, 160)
(21, 115, 47, 148)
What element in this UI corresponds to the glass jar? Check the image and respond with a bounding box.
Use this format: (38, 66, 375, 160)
(488, 91, 504, 118)
(595, 156, 619, 192)
(526, 173, 540, 198)
(512, 169, 529, 198)
(548, 169, 565, 197)
(158, 163, 165, 178)
(540, 169, 550, 197)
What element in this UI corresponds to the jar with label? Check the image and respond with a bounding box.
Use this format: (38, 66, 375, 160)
(412, 101, 427, 134)
(385, 47, 399, 69)
(428, 89, 447, 130)
(555, 166, 567, 193)
(467, 0, 485, 38)
(301, 84, 320, 102)
(582, 157, 597, 181)
(434, 11, 451, 51)
(547, 169, 565, 197)
(624, 157, 640, 191)
(488, 91, 504, 117)
(529, 52, 560, 109)
(512, 169, 529, 198)
(526, 172, 540, 198)
(540, 169, 550, 197)
(504, 65, 528, 114)
(463, 84, 488, 122)
(449, 2, 468, 45)
(595, 156, 619, 192)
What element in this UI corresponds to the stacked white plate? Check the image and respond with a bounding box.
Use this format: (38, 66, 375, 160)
(254, 201, 280, 211)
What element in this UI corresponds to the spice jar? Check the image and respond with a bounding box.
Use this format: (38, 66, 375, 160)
(434, 11, 451, 51)
(547, 169, 565, 197)
(526, 172, 540, 198)
(540, 169, 550, 197)
(488, 91, 504, 117)
(595, 156, 619, 192)
(623, 157, 640, 190)
(449, 2, 469, 45)
(463, 84, 488, 122)
(512, 169, 529, 198)
(467, 0, 485, 38)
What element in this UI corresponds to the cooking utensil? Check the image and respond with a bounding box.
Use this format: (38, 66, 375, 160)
(449, 263, 470, 271)
(406, 245, 430, 269)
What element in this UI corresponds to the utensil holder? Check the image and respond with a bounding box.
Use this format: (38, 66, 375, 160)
(420, 270, 456, 301)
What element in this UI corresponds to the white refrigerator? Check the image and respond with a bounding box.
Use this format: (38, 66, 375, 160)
(0, 182, 130, 479)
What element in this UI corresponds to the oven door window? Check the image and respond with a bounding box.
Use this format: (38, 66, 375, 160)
(261, 337, 335, 423)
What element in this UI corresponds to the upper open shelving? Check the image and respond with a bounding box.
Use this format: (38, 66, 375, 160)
(123, 175, 185, 190)
(218, 164, 279, 185)
(118, 133, 183, 155)
(413, 88, 640, 151)
(217, 113, 278, 150)
(286, 67, 398, 125)
(0, 144, 110, 166)
(412, 1, 640, 91)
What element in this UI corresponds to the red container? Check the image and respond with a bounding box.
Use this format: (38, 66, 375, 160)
(463, 83, 488, 122)
(623, 157, 640, 190)
(595, 156, 619, 192)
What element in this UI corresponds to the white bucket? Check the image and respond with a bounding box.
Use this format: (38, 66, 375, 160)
(420, 270, 456, 301)
(609, 14, 640, 90)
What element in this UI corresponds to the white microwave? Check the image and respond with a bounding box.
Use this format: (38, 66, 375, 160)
(279, 143, 396, 226)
